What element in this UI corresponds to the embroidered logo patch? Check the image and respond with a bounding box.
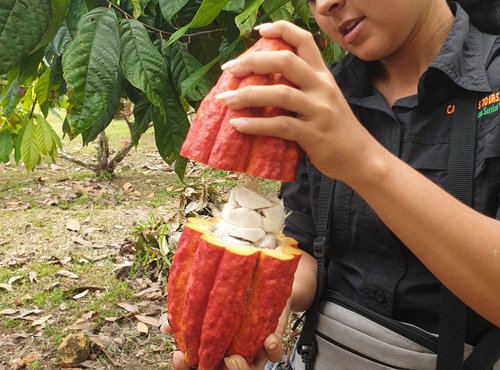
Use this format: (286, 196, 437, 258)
(477, 92, 500, 118)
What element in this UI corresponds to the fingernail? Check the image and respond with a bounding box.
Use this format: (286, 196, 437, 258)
(254, 22, 272, 31)
(215, 90, 237, 101)
(221, 59, 239, 70)
(224, 357, 239, 370)
(229, 118, 249, 128)
(268, 342, 277, 351)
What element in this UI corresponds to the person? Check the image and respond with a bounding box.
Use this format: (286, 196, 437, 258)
(162, 0, 500, 368)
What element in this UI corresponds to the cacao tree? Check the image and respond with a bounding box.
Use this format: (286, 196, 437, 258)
(0, 0, 345, 178)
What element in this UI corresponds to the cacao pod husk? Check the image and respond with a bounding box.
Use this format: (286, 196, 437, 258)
(180, 38, 302, 182)
(167, 217, 301, 369)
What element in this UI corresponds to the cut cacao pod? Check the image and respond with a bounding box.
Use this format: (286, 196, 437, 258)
(167, 185, 301, 369)
(180, 38, 302, 182)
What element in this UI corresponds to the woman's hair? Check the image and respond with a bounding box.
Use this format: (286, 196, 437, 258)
(456, 0, 500, 34)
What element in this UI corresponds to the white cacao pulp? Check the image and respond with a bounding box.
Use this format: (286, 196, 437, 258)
(215, 182, 286, 249)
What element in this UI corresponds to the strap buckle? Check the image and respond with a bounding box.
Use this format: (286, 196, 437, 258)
(298, 339, 317, 364)
(313, 236, 326, 258)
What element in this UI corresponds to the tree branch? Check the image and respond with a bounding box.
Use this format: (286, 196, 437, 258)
(58, 150, 97, 171)
(104, 0, 224, 39)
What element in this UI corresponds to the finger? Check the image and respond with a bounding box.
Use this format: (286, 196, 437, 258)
(172, 351, 190, 370)
(229, 115, 308, 144)
(160, 321, 173, 334)
(263, 333, 283, 363)
(222, 50, 321, 91)
(255, 20, 325, 69)
(215, 85, 314, 117)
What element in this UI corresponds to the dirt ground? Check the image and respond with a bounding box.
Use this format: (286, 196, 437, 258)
(0, 123, 239, 370)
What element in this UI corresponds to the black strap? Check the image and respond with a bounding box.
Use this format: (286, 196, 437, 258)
(436, 92, 477, 370)
(437, 32, 498, 370)
(464, 326, 500, 370)
(296, 171, 335, 370)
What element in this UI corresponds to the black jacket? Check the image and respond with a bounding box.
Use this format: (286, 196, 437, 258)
(281, 3, 500, 344)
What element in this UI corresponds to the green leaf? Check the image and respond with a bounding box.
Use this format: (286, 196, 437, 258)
(159, 0, 189, 25)
(38, 115, 62, 157)
(1, 76, 20, 118)
(166, 41, 210, 101)
(223, 0, 245, 13)
(291, 0, 311, 26)
(120, 18, 168, 113)
(131, 0, 142, 18)
(164, 0, 230, 48)
(152, 77, 189, 179)
(62, 7, 121, 136)
(33, 0, 71, 53)
(20, 117, 41, 172)
(81, 73, 124, 145)
(35, 67, 52, 107)
(0, 0, 51, 74)
(0, 130, 14, 163)
(66, 0, 88, 38)
(131, 97, 153, 145)
(51, 22, 72, 56)
(235, 0, 265, 36)
(262, 0, 293, 21)
(180, 36, 242, 99)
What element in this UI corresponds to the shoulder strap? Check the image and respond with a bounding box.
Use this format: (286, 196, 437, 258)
(296, 170, 335, 370)
(436, 92, 478, 370)
(437, 32, 499, 370)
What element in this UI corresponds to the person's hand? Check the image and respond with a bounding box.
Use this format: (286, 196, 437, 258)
(160, 302, 290, 370)
(216, 20, 383, 183)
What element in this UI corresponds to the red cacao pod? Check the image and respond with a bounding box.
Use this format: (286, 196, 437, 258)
(180, 38, 302, 182)
(167, 216, 301, 369)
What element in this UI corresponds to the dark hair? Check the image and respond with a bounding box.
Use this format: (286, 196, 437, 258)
(456, 0, 500, 34)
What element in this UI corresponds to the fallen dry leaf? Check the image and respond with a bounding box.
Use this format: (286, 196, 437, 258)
(31, 314, 52, 327)
(135, 314, 160, 327)
(56, 270, 79, 279)
(72, 289, 89, 300)
(0, 283, 13, 291)
(8, 275, 23, 285)
(116, 302, 139, 314)
(28, 271, 38, 283)
(0, 308, 18, 315)
(66, 218, 81, 232)
(73, 236, 92, 246)
(137, 322, 148, 334)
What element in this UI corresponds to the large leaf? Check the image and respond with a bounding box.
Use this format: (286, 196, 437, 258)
(262, 0, 293, 22)
(66, 0, 88, 38)
(0, 0, 51, 74)
(235, 0, 265, 36)
(20, 117, 40, 172)
(159, 0, 189, 25)
(81, 74, 124, 145)
(291, 0, 312, 26)
(152, 77, 189, 179)
(35, 67, 52, 107)
(35, 115, 62, 157)
(120, 18, 168, 113)
(164, 0, 230, 48)
(62, 7, 120, 136)
(0, 131, 14, 163)
(33, 0, 71, 53)
(166, 41, 210, 101)
(131, 97, 153, 145)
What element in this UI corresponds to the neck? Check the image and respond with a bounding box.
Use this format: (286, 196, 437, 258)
(372, 1, 454, 106)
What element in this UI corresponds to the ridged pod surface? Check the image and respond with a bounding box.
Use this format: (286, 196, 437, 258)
(167, 217, 301, 370)
(180, 38, 302, 182)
